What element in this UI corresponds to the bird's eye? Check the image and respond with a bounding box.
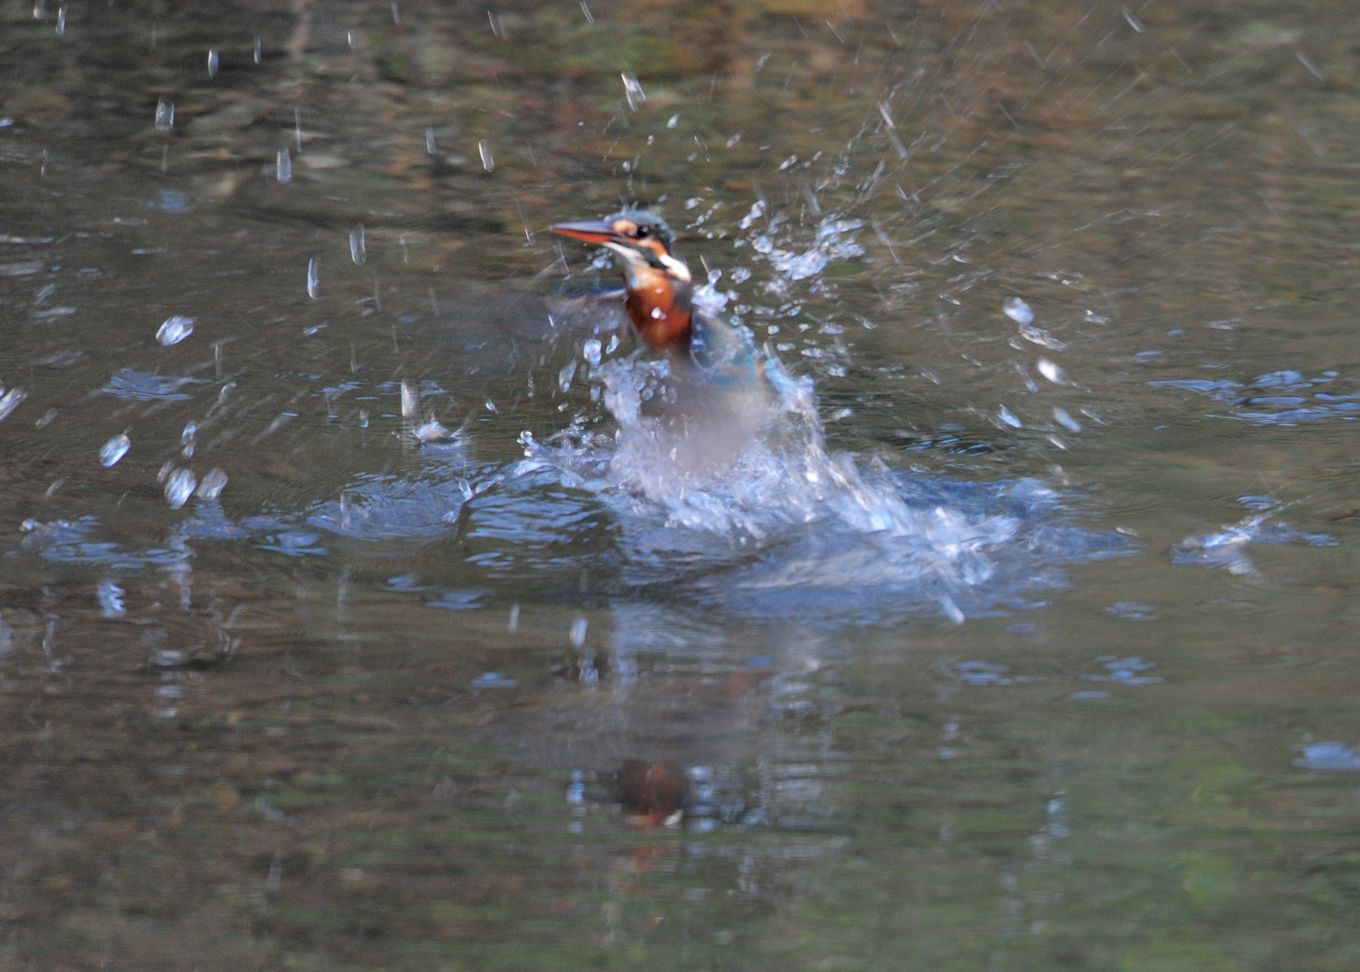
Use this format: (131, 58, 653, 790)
(635, 225, 651, 239)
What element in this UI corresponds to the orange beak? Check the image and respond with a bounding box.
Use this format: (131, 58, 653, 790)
(549, 219, 620, 246)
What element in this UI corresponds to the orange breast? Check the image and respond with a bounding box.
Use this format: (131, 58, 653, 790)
(625, 267, 692, 351)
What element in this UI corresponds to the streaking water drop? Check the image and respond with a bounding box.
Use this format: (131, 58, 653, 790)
(1037, 357, 1067, 385)
(306, 256, 319, 298)
(196, 468, 228, 500)
(207, 49, 219, 78)
(1003, 296, 1034, 325)
(0, 387, 29, 423)
(97, 579, 126, 618)
(156, 314, 194, 346)
(154, 98, 175, 131)
(478, 139, 495, 173)
(569, 616, 587, 648)
(100, 432, 131, 467)
(621, 72, 646, 110)
(997, 405, 1022, 428)
(163, 467, 197, 509)
(1053, 407, 1082, 433)
(276, 148, 291, 183)
(349, 224, 366, 265)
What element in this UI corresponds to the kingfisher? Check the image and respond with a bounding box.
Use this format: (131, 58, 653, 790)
(549, 210, 763, 389)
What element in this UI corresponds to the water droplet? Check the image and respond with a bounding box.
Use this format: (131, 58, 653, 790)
(156, 314, 194, 346)
(349, 224, 366, 265)
(196, 467, 228, 500)
(99, 432, 131, 467)
(569, 616, 587, 648)
(581, 339, 603, 367)
(154, 98, 175, 131)
(207, 49, 219, 78)
(478, 139, 495, 173)
(667, 114, 679, 129)
(484, 399, 497, 413)
(253, 35, 262, 63)
(55, 3, 65, 33)
(400, 381, 417, 419)
(424, 127, 437, 154)
(180, 421, 197, 458)
(1036, 357, 1067, 384)
(997, 405, 1022, 428)
(306, 256, 319, 298)
(557, 360, 577, 392)
(163, 467, 197, 509)
(276, 148, 292, 183)
(507, 603, 520, 634)
(1003, 296, 1033, 325)
(621, 72, 646, 111)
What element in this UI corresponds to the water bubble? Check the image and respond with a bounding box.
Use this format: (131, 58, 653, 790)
(99, 432, 131, 467)
(306, 256, 319, 298)
(156, 314, 194, 346)
(1003, 296, 1033, 325)
(621, 72, 646, 110)
(1036, 357, 1067, 384)
(207, 49, 219, 78)
(196, 467, 228, 500)
(154, 98, 175, 131)
(569, 616, 587, 648)
(582, 338, 602, 366)
(276, 148, 291, 183)
(0, 387, 28, 423)
(349, 224, 366, 265)
(478, 139, 495, 173)
(163, 467, 197, 509)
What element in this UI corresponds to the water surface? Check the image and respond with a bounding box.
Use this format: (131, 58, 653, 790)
(1, 1, 1358, 969)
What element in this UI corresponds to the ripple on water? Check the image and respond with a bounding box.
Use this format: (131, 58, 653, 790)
(1149, 369, 1359, 426)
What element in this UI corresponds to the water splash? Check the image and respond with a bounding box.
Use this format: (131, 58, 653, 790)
(1171, 507, 1334, 576)
(522, 346, 1126, 622)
